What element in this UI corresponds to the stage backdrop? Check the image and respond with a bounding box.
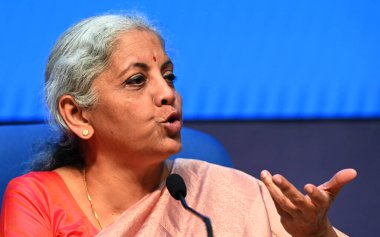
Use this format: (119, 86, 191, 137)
(1, 0, 379, 122)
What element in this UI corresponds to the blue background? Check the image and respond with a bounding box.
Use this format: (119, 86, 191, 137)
(1, 0, 379, 122)
(1, 2, 379, 236)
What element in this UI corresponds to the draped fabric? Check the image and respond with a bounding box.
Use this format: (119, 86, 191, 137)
(1, 158, 347, 236)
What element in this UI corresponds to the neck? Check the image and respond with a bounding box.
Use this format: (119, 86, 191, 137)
(83, 158, 169, 228)
(87, 161, 166, 207)
(80, 139, 174, 227)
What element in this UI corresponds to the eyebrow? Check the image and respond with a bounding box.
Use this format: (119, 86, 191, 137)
(161, 60, 174, 71)
(118, 59, 173, 79)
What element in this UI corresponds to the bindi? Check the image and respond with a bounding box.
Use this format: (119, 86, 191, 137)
(153, 56, 157, 62)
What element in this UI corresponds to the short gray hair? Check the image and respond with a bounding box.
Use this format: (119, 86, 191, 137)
(31, 13, 164, 171)
(45, 14, 163, 134)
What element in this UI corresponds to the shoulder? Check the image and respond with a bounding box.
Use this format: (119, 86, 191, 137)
(6, 171, 62, 193)
(172, 158, 263, 199)
(2, 171, 98, 236)
(170, 159, 280, 235)
(7, 171, 62, 189)
(4, 171, 63, 206)
(172, 158, 259, 183)
(2, 172, 64, 224)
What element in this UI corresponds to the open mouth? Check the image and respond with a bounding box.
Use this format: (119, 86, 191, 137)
(166, 113, 180, 123)
(162, 111, 182, 135)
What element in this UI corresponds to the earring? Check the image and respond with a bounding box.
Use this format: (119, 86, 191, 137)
(82, 129, 89, 136)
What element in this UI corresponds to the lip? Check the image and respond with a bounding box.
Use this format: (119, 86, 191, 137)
(162, 111, 182, 136)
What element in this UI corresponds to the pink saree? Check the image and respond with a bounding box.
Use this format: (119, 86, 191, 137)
(1, 158, 347, 236)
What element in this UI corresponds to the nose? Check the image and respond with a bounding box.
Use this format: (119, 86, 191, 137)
(154, 76, 176, 106)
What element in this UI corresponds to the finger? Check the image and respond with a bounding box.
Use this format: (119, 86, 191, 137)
(261, 170, 297, 214)
(273, 199, 293, 220)
(304, 183, 329, 209)
(319, 169, 357, 196)
(272, 174, 308, 208)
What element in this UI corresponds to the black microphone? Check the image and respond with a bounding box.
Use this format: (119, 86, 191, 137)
(166, 173, 214, 237)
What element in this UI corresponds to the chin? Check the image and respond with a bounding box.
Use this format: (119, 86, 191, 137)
(167, 140, 182, 155)
(161, 138, 182, 158)
(172, 142, 182, 154)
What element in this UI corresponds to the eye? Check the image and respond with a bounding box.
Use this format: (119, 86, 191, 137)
(124, 74, 146, 87)
(163, 73, 176, 87)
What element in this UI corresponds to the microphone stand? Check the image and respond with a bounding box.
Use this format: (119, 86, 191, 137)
(178, 194, 214, 237)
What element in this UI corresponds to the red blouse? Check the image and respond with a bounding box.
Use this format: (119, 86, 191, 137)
(0, 172, 99, 237)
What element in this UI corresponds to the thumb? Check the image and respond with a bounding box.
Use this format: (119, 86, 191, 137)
(319, 169, 357, 196)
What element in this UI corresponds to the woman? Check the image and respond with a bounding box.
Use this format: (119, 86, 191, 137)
(0, 14, 356, 236)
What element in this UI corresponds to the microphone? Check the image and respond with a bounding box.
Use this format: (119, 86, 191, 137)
(166, 173, 214, 237)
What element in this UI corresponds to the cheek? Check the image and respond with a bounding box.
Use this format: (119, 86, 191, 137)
(90, 101, 156, 144)
(108, 98, 156, 136)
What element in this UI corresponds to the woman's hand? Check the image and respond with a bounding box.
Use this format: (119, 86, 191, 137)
(260, 169, 357, 237)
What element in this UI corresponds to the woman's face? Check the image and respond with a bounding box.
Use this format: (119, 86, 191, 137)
(85, 29, 182, 163)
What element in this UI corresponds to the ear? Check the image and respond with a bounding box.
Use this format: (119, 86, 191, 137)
(58, 95, 94, 139)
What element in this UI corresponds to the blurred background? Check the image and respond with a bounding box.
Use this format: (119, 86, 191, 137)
(1, 1, 379, 235)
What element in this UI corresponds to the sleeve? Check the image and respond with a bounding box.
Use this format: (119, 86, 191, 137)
(0, 177, 53, 237)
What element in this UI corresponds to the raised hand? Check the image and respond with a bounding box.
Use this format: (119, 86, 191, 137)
(260, 169, 357, 237)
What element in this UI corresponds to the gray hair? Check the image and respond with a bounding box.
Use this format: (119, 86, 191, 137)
(45, 14, 163, 134)
(31, 14, 164, 171)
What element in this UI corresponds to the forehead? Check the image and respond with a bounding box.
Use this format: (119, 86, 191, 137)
(111, 29, 165, 58)
(95, 29, 170, 85)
